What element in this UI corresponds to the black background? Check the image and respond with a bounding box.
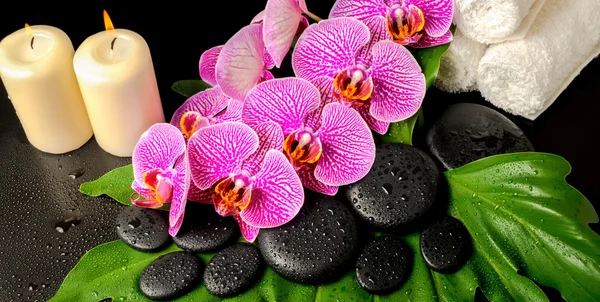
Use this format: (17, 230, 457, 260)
(0, 1, 598, 301)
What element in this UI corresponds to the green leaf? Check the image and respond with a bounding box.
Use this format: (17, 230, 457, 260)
(381, 37, 451, 145)
(381, 111, 419, 145)
(442, 152, 600, 301)
(172, 80, 212, 97)
(79, 165, 134, 206)
(49, 241, 181, 302)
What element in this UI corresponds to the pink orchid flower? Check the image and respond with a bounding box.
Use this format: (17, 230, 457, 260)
(131, 124, 189, 236)
(188, 121, 304, 242)
(242, 77, 375, 196)
(199, 23, 275, 102)
(330, 0, 453, 48)
(292, 17, 426, 134)
(169, 86, 243, 203)
(170, 86, 242, 141)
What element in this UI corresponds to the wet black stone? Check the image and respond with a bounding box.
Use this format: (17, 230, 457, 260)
(116, 207, 170, 252)
(420, 216, 471, 273)
(173, 203, 239, 252)
(204, 243, 264, 297)
(426, 103, 534, 170)
(345, 143, 440, 232)
(258, 194, 359, 284)
(139, 251, 204, 301)
(355, 235, 413, 295)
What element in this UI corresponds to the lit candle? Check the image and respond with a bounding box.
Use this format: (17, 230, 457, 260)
(0, 24, 93, 154)
(73, 11, 164, 157)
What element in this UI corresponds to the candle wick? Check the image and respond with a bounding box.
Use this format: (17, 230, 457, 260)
(110, 37, 117, 51)
(30, 37, 35, 50)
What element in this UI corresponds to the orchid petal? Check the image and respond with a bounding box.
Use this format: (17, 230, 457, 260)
(355, 16, 389, 66)
(369, 40, 425, 122)
(410, 0, 453, 37)
(292, 17, 371, 82)
(132, 124, 186, 185)
(298, 166, 339, 196)
(264, 0, 304, 68)
(170, 86, 230, 130)
(199, 46, 223, 86)
(304, 76, 335, 131)
(297, 0, 308, 12)
(251, 10, 265, 24)
(188, 122, 259, 190)
(357, 103, 390, 134)
(329, 0, 387, 20)
(263, 51, 276, 70)
(169, 154, 189, 236)
(241, 150, 304, 228)
(315, 103, 375, 186)
(241, 122, 285, 176)
(132, 180, 151, 199)
(242, 78, 321, 134)
(213, 98, 243, 124)
(216, 24, 268, 101)
(187, 184, 213, 204)
(235, 215, 260, 242)
(410, 29, 453, 48)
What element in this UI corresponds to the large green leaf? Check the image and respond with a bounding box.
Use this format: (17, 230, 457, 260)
(381, 40, 451, 145)
(172, 80, 212, 98)
(79, 165, 134, 206)
(441, 152, 600, 301)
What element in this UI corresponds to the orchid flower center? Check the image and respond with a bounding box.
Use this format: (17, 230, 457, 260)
(180, 111, 211, 139)
(141, 168, 175, 206)
(212, 172, 254, 217)
(333, 65, 374, 106)
(386, 4, 425, 45)
(283, 127, 323, 170)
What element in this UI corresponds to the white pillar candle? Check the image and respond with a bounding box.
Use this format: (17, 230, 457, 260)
(73, 12, 164, 157)
(0, 25, 93, 154)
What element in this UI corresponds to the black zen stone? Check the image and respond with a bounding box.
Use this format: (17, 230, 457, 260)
(345, 143, 440, 231)
(116, 206, 171, 252)
(204, 243, 265, 297)
(420, 216, 471, 273)
(174, 203, 239, 252)
(355, 235, 413, 295)
(426, 103, 534, 170)
(139, 251, 204, 300)
(258, 194, 359, 284)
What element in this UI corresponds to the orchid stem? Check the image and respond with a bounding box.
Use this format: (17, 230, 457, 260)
(304, 11, 323, 22)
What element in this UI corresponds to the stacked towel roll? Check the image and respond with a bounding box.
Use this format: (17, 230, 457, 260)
(454, 0, 546, 44)
(435, 29, 487, 93)
(477, 0, 600, 119)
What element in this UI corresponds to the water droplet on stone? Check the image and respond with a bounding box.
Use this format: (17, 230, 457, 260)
(68, 168, 85, 179)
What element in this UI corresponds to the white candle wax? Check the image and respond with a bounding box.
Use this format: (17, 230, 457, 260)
(73, 28, 164, 157)
(0, 25, 93, 154)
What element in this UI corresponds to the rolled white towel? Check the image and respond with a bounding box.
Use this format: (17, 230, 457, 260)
(477, 0, 600, 120)
(454, 0, 546, 44)
(435, 29, 488, 93)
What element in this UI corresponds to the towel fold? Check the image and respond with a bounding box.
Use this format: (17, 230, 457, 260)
(477, 0, 600, 120)
(435, 29, 488, 93)
(454, 0, 546, 44)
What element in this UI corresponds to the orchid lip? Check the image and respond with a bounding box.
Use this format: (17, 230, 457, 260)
(212, 171, 254, 217)
(333, 65, 374, 106)
(283, 127, 323, 170)
(180, 111, 211, 139)
(386, 4, 425, 45)
(141, 168, 176, 206)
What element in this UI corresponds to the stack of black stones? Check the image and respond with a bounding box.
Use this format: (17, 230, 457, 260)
(115, 103, 534, 300)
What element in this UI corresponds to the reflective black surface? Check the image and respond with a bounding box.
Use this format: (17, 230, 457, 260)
(0, 1, 598, 301)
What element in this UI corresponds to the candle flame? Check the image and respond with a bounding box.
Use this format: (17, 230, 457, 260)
(24, 23, 33, 36)
(103, 10, 115, 31)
